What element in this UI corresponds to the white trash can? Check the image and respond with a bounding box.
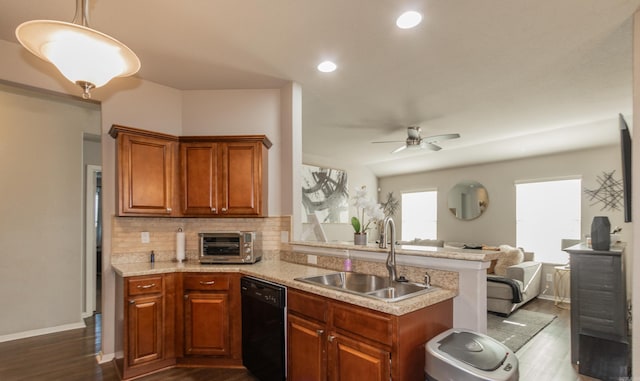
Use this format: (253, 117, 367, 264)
(425, 328, 519, 381)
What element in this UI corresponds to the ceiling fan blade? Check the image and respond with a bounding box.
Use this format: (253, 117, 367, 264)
(423, 133, 460, 143)
(391, 145, 407, 154)
(372, 140, 406, 144)
(420, 142, 442, 151)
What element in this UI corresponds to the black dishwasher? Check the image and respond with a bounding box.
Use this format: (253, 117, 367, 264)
(241, 276, 286, 381)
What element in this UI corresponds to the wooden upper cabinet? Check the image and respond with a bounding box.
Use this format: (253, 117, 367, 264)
(180, 136, 270, 217)
(180, 142, 219, 215)
(110, 125, 178, 216)
(110, 125, 271, 217)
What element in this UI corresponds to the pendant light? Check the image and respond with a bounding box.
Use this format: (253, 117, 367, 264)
(15, 0, 140, 99)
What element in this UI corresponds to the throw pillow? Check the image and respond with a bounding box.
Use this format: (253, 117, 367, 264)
(493, 245, 524, 276)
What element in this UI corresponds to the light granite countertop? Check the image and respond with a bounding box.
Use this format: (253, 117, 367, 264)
(111, 259, 457, 316)
(291, 241, 503, 261)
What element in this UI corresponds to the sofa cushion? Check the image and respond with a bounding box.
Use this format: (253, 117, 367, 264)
(487, 277, 524, 302)
(493, 245, 524, 276)
(399, 238, 444, 247)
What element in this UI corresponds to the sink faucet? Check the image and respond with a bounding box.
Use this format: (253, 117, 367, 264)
(379, 216, 398, 282)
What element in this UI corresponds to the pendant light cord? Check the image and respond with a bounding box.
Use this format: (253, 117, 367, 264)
(71, 0, 90, 27)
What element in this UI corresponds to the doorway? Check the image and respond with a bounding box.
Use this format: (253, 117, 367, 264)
(85, 165, 102, 317)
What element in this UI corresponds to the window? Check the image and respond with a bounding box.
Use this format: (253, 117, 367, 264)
(516, 178, 581, 264)
(401, 190, 437, 241)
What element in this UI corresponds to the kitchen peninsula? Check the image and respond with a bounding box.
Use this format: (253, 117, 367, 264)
(112, 259, 455, 380)
(289, 241, 502, 333)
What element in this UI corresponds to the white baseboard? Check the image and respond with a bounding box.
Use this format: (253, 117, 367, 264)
(537, 294, 571, 303)
(96, 351, 115, 364)
(0, 320, 87, 343)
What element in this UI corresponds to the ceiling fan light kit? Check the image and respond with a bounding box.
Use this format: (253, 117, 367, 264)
(15, 0, 140, 99)
(374, 126, 460, 154)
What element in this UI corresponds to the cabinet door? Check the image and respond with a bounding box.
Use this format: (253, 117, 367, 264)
(118, 133, 176, 215)
(184, 292, 230, 356)
(288, 314, 326, 381)
(220, 142, 262, 216)
(180, 143, 219, 215)
(127, 294, 163, 366)
(328, 333, 390, 381)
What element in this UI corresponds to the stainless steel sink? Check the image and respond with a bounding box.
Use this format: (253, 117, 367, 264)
(295, 272, 436, 302)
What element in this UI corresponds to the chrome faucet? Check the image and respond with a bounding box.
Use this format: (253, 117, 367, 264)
(380, 216, 398, 282)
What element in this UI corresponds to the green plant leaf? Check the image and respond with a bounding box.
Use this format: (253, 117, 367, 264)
(351, 216, 361, 233)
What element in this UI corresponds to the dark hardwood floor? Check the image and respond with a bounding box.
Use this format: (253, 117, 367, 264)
(516, 298, 598, 381)
(0, 299, 597, 381)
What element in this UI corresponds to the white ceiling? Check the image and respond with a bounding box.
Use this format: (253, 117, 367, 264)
(1, 0, 638, 176)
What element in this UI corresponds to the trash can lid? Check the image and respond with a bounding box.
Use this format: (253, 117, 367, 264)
(437, 331, 508, 371)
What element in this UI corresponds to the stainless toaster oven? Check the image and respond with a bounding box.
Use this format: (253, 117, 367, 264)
(199, 232, 261, 264)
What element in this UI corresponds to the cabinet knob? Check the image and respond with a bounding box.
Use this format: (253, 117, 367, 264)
(328, 335, 335, 343)
(129, 300, 135, 305)
(211, 207, 217, 213)
(221, 208, 227, 213)
(316, 329, 324, 336)
(184, 294, 189, 300)
(167, 207, 172, 212)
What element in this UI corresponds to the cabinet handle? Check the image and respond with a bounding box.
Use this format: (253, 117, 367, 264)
(199, 280, 216, 285)
(136, 283, 156, 289)
(328, 335, 335, 343)
(129, 300, 135, 305)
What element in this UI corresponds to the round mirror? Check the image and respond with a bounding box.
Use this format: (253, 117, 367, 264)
(447, 180, 489, 220)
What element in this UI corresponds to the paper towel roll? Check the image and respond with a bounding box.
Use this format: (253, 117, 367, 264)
(176, 229, 186, 262)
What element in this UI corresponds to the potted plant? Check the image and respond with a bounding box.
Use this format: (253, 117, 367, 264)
(351, 186, 385, 245)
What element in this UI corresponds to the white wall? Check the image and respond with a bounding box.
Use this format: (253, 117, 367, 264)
(181, 89, 283, 215)
(379, 145, 631, 249)
(302, 153, 379, 242)
(0, 83, 101, 339)
(631, 8, 640, 374)
(0, 39, 297, 359)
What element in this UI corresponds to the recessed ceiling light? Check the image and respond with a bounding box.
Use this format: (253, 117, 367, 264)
(396, 11, 422, 29)
(317, 60, 337, 73)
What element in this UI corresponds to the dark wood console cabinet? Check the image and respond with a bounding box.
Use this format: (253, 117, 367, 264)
(564, 243, 630, 379)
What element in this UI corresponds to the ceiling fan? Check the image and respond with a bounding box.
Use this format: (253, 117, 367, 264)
(373, 126, 460, 154)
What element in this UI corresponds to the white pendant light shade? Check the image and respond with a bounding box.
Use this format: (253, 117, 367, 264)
(16, 19, 140, 98)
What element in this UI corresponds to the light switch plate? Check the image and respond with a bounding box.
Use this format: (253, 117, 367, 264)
(141, 231, 150, 243)
(546, 273, 552, 282)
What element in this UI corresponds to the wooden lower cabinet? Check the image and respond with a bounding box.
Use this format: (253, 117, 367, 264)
(176, 273, 242, 367)
(287, 289, 453, 381)
(329, 332, 390, 381)
(184, 292, 230, 356)
(288, 314, 327, 381)
(116, 274, 176, 380)
(115, 272, 451, 381)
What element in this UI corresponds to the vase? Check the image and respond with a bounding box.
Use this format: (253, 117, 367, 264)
(354, 232, 367, 246)
(591, 216, 611, 251)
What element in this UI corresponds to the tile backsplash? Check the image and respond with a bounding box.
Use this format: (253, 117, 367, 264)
(111, 216, 291, 264)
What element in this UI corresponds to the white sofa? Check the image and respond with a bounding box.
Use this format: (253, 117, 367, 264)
(401, 239, 543, 316)
(486, 250, 542, 316)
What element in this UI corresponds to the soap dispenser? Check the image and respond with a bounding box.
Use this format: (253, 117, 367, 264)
(344, 252, 352, 272)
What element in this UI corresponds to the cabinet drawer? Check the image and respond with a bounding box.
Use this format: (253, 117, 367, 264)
(184, 273, 230, 291)
(288, 290, 328, 323)
(128, 276, 163, 296)
(333, 303, 392, 346)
